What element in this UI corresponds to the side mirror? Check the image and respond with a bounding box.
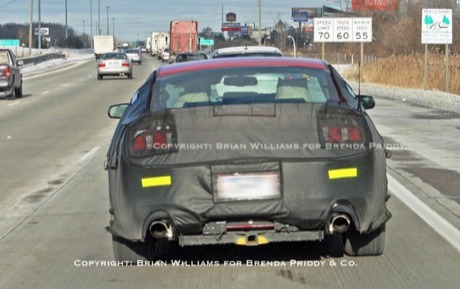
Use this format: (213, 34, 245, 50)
(107, 103, 129, 119)
(360, 95, 375, 110)
(17, 60, 24, 66)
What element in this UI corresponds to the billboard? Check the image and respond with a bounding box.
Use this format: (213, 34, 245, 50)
(352, 0, 399, 11)
(291, 8, 322, 22)
(226, 12, 236, 22)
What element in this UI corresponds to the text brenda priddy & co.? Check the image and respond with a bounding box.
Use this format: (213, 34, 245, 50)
(74, 259, 357, 267)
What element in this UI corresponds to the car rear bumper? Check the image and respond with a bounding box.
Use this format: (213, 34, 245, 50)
(108, 149, 391, 244)
(98, 67, 131, 75)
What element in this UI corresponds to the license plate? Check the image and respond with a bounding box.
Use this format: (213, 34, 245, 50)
(216, 172, 280, 201)
(106, 61, 120, 67)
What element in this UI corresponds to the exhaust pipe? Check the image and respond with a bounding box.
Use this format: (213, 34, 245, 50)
(149, 220, 173, 239)
(328, 214, 351, 234)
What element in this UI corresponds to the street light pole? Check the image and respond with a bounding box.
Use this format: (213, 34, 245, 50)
(264, 37, 270, 46)
(98, 0, 100, 35)
(287, 35, 296, 57)
(106, 6, 109, 35)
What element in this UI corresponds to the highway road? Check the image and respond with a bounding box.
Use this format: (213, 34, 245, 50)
(0, 54, 458, 289)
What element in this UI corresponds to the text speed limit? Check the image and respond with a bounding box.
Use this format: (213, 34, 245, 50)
(313, 18, 372, 43)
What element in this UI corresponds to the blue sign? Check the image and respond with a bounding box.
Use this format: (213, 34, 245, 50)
(292, 8, 309, 22)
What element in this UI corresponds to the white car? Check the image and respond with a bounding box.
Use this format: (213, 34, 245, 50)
(210, 46, 283, 58)
(161, 48, 170, 62)
(125, 48, 142, 64)
(97, 52, 133, 80)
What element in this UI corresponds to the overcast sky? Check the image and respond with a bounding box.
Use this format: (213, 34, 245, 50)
(0, 0, 339, 41)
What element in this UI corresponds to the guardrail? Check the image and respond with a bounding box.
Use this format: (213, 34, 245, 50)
(18, 53, 66, 66)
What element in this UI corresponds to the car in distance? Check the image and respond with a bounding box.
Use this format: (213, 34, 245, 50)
(210, 45, 283, 58)
(105, 57, 391, 262)
(125, 48, 142, 64)
(161, 47, 170, 62)
(174, 52, 208, 63)
(97, 52, 133, 80)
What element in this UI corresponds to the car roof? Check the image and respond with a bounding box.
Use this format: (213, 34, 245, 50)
(158, 57, 329, 76)
(211, 46, 283, 57)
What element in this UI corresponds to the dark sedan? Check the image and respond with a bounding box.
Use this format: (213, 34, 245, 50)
(105, 57, 391, 262)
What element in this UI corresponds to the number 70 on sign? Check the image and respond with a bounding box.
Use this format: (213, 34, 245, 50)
(313, 18, 372, 43)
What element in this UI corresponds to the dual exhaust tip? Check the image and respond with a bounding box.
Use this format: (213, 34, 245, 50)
(149, 220, 173, 239)
(327, 213, 351, 234)
(149, 215, 350, 238)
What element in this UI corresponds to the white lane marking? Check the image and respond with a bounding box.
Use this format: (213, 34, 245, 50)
(77, 146, 101, 164)
(388, 173, 460, 253)
(7, 102, 19, 107)
(42, 90, 49, 95)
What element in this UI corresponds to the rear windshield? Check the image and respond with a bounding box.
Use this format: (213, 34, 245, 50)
(150, 66, 339, 111)
(176, 53, 207, 62)
(101, 53, 127, 60)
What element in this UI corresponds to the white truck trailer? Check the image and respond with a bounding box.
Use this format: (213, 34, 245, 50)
(93, 35, 114, 59)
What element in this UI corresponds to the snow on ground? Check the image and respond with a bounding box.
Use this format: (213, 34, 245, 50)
(20, 48, 94, 77)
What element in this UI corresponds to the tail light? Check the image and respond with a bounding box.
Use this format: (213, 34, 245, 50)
(322, 126, 362, 143)
(127, 114, 178, 157)
(5, 66, 11, 78)
(122, 61, 130, 67)
(317, 108, 368, 148)
(98, 63, 106, 68)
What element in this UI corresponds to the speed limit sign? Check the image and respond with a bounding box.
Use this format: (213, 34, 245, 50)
(313, 18, 372, 43)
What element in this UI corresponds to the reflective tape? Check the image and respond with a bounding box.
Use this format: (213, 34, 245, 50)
(328, 168, 358, 179)
(141, 176, 172, 187)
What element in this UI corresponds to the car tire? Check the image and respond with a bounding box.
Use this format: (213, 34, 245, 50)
(128, 73, 133, 79)
(343, 223, 386, 256)
(112, 235, 156, 264)
(14, 81, 23, 98)
(97, 74, 103, 80)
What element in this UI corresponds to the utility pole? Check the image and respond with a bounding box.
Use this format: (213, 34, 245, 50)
(258, 0, 262, 46)
(90, 0, 93, 48)
(38, 0, 42, 49)
(65, 0, 68, 39)
(98, 0, 100, 35)
(28, 0, 33, 54)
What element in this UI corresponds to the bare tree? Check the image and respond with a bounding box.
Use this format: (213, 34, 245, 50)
(327, 0, 352, 11)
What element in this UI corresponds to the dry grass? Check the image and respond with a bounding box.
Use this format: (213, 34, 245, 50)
(343, 54, 460, 95)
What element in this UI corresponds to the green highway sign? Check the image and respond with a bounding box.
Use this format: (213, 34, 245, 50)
(199, 38, 214, 46)
(0, 39, 20, 47)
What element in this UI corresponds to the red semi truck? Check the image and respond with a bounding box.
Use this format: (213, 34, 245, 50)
(169, 20, 198, 60)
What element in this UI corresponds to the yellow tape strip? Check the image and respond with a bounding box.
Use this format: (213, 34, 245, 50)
(141, 176, 172, 188)
(328, 168, 358, 180)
